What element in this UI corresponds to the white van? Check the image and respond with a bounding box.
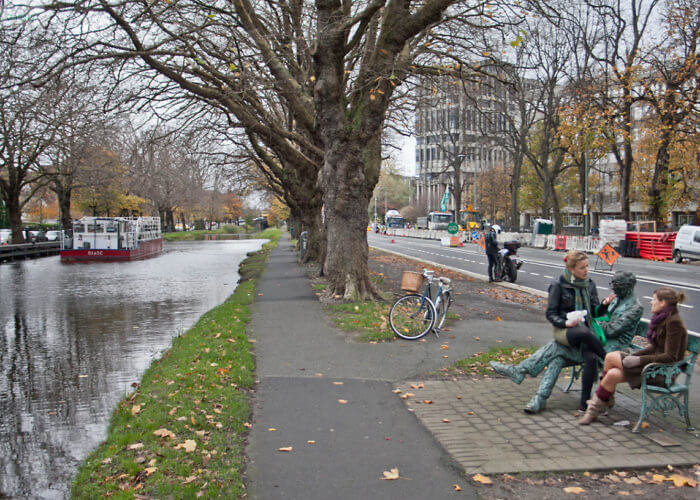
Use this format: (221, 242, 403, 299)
(673, 224, 700, 263)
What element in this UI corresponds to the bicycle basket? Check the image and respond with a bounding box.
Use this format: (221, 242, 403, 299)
(400, 271, 424, 293)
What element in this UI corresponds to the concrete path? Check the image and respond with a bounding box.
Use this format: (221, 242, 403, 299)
(246, 234, 700, 498)
(246, 235, 483, 499)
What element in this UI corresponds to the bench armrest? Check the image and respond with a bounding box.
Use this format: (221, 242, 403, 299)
(640, 359, 688, 388)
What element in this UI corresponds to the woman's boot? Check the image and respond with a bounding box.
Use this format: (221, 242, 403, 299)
(578, 394, 606, 425)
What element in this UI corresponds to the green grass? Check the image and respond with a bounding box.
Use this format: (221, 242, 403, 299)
(71, 231, 281, 499)
(441, 346, 537, 377)
(327, 300, 395, 342)
(163, 225, 282, 241)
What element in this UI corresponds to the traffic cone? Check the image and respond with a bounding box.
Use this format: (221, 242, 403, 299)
(391, 238, 394, 243)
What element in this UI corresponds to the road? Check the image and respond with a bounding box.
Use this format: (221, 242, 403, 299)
(368, 233, 700, 333)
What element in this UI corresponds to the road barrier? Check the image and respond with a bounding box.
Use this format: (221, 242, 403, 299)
(381, 228, 615, 257)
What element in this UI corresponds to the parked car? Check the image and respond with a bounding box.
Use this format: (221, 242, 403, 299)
(45, 230, 61, 241)
(673, 224, 700, 263)
(0, 229, 11, 245)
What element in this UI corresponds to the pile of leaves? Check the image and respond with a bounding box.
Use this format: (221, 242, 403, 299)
(71, 234, 280, 498)
(471, 465, 698, 499)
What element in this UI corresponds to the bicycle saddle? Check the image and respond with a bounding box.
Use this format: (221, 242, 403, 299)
(439, 277, 451, 285)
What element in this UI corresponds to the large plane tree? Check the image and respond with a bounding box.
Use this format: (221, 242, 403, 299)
(23, 0, 518, 299)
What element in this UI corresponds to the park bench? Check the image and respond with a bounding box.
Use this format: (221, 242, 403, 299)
(565, 319, 700, 433)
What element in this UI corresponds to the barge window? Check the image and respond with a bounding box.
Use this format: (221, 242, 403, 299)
(73, 223, 84, 233)
(106, 221, 118, 233)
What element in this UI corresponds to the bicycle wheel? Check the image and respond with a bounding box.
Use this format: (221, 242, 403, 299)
(390, 294, 436, 340)
(434, 292, 452, 330)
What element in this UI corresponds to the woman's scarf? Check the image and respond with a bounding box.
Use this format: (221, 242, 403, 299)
(647, 305, 674, 343)
(562, 268, 593, 326)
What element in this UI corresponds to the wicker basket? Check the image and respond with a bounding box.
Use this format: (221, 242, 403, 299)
(400, 271, 424, 293)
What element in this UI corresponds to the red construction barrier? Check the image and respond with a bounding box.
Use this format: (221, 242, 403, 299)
(625, 232, 676, 261)
(554, 235, 567, 251)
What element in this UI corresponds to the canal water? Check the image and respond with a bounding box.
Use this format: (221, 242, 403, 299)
(0, 240, 265, 499)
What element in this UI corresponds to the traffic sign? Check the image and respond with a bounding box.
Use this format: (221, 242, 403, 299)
(597, 243, 620, 266)
(476, 235, 486, 250)
(447, 222, 459, 234)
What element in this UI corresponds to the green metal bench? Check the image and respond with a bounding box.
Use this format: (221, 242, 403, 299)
(632, 332, 700, 433)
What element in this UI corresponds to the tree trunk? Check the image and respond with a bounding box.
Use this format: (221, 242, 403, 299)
(509, 153, 523, 231)
(320, 140, 378, 300)
(648, 124, 673, 226)
(55, 185, 73, 231)
(6, 194, 25, 243)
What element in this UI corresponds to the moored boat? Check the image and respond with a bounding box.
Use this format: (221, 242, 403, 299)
(60, 216, 163, 262)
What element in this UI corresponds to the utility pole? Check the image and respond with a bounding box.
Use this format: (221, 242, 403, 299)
(584, 150, 589, 235)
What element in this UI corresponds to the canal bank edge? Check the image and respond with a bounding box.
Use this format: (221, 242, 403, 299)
(71, 228, 281, 499)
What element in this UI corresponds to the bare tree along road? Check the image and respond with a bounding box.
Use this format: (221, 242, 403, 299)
(368, 233, 700, 333)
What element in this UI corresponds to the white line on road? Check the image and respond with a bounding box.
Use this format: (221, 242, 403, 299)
(530, 272, 540, 276)
(544, 275, 553, 279)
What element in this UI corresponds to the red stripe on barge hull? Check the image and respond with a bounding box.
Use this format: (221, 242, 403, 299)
(60, 238, 163, 262)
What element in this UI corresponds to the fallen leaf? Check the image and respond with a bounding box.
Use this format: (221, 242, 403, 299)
(651, 474, 667, 483)
(466, 411, 475, 415)
(127, 443, 144, 450)
(392, 389, 402, 394)
(175, 440, 197, 452)
(333, 381, 344, 385)
(168, 407, 177, 416)
(278, 446, 293, 452)
(440, 345, 449, 350)
(382, 468, 400, 480)
(131, 405, 141, 416)
(563, 486, 585, 494)
(623, 477, 642, 485)
(422, 400, 433, 404)
(472, 473, 492, 484)
(641, 421, 650, 429)
(148, 459, 156, 466)
(153, 428, 176, 440)
(314, 373, 323, 377)
(618, 492, 630, 496)
(268, 428, 277, 432)
(183, 476, 198, 484)
(442, 355, 449, 358)
(307, 440, 315, 444)
(338, 399, 348, 404)
(454, 484, 462, 491)
(144, 467, 157, 476)
(102, 458, 112, 464)
(474, 337, 481, 341)
(442, 418, 451, 423)
(495, 316, 502, 321)
(243, 422, 252, 428)
(669, 474, 696, 487)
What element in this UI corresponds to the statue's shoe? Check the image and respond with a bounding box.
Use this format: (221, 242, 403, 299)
(523, 394, 547, 414)
(490, 361, 525, 384)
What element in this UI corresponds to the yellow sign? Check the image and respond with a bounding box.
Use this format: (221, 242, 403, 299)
(598, 243, 620, 266)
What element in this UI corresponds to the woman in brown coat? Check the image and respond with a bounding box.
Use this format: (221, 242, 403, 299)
(579, 286, 688, 425)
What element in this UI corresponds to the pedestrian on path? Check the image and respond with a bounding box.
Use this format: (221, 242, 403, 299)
(579, 287, 688, 425)
(547, 250, 616, 410)
(484, 224, 500, 282)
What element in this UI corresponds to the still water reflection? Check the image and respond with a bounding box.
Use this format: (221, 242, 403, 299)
(0, 240, 265, 499)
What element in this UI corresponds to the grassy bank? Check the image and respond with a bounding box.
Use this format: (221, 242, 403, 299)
(163, 224, 257, 241)
(71, 229, 281, 499)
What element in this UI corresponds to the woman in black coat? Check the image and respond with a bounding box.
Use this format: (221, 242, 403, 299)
(546, 250, 615, 410)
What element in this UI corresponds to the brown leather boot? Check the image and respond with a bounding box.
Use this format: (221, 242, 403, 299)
(578, 394, 606, 425)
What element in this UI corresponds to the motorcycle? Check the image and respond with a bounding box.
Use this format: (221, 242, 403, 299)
(497, 240, 523, 283)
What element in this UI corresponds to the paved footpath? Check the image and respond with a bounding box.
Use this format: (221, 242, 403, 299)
(246, 235, 700, 498)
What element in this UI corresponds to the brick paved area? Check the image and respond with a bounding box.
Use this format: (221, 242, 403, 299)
(396, 377, 700, 474)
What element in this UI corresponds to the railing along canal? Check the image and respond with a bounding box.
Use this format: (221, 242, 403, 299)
(0, 242, 60, 263)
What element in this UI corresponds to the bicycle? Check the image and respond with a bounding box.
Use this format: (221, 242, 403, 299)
(389, 269, 453, 340)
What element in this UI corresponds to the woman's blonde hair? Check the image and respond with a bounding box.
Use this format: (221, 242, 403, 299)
(654, 287, 686, 307)
(564, 250, 588, 270)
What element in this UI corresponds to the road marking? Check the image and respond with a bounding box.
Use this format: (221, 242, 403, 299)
(544, 275, 553, 279)
(598, 286, 609, 290)
(530, 272, 540, 276)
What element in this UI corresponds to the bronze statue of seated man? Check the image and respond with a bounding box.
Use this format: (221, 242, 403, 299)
(490, 271, 643, 413)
